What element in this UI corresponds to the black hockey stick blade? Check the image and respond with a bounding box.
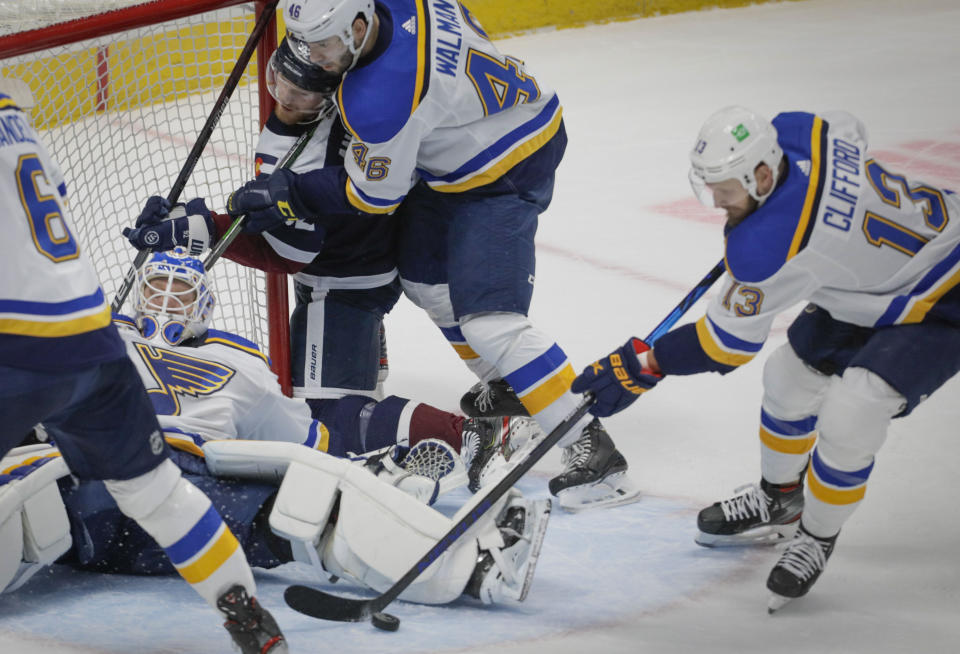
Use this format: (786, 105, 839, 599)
(284, 259, 726, 624)
(284, 585, 378, 623)
(111, 0, 279, 313)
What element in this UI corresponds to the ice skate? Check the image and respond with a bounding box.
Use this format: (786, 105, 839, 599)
(548, 418, 640, 512)
(696, 478, 803, 547)
(460, 416, 508, 493)
(766, 526, 837, 613)
(217, 585, 288, 654)
(460, 378, 530, 418)
(470, 417, 546, 491)
(465, 495, 552, 604)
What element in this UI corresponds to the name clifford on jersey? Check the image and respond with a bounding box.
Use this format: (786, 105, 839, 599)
(822, 137, 862, 232)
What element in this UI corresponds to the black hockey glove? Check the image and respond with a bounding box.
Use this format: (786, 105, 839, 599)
(226, 168, 307, 233)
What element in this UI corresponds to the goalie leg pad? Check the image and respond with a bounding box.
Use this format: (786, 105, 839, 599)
(0, 445, 72, 593)
(320, 473, 492, 604)
(269, 445, 507, 604)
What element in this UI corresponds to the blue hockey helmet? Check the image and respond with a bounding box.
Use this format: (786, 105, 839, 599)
(134, 247, 215, 346)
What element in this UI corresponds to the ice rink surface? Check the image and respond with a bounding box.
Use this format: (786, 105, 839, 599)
(3, 0, 960, 651)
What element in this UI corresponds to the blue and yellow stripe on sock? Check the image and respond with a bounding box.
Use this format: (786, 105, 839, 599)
(806, 448, 873, 505)
(759, 410, 817, 455)
(164, 504, 240, 585)
(503, 343, 575, 415)
(440, 325, 481, 360)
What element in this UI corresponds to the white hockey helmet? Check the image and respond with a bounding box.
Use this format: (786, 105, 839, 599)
(688, 106, 783, 206)
(283, 0, 375, 70)
(134, 247, 215, 346)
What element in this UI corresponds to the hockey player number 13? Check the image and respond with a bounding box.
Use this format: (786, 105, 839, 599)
(862, 159, 948, 257)
(15, 153, 78, 262)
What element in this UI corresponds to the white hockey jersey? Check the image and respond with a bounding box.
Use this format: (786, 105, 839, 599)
(0, 94, 121, 371)
(115, 316, 327, 453)
(331, 0, 563, 213)
(691, 110, 960, 368)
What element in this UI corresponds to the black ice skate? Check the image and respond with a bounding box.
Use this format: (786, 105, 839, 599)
(460, 416, 503, 493)
(217, 584, 288, 654)
(460, 378, 530, 417)
(766, 526, 838, 613)
(696, 478, 803, 547)
(465, 493, 551, 604)
(547, 418, 640, 512)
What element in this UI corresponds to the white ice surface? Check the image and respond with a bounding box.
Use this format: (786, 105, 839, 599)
(3, 0, 960, 651)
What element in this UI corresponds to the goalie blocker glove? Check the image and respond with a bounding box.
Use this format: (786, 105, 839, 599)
(123, 196, 215, 256)
(226, 168, 308, 233)
(571, 337, 662, 417)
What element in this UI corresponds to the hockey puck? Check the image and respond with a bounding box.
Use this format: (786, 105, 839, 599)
(371, 611, 400, 631)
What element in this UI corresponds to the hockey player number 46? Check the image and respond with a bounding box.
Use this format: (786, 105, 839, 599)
(15, 153, 79, 263)
(862, 159, 949, 257)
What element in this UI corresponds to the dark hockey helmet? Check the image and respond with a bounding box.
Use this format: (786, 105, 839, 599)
(270, 37, 342, 95)
(267, 37, 341, 122)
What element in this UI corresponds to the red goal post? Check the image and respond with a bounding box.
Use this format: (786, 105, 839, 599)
(0, 0, 293, 394)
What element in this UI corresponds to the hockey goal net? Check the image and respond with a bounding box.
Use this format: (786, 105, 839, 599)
(0, 0, 291, 390)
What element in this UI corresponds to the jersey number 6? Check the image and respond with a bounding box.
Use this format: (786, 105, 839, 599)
(16, 154, 78, 262)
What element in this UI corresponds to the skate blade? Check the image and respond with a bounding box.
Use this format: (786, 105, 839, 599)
(516, 499, 552, 602)
(695, 522, 799, 548)
(557, 472, 642, 512)
(767, 593, 793, 614)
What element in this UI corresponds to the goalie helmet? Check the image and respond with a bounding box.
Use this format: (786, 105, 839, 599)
(688, 106, 783, 207)
(266, 37, 341, 121)
(134, 247, 215, 346)
(283, 0, 375, 71)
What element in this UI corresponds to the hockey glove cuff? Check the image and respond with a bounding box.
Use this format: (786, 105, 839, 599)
(226, 168, 307, 233)
(122, 196, 215, 255)
(571, 337, 663, 417)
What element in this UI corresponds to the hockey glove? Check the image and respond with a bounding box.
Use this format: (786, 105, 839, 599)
(226, 168, 305, 233)
(122, 196, 215, 256)
(571, 337, 663, 417)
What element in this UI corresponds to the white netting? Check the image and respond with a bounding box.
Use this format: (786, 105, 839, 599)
(0, 1, 154, 35)
(0, 1, 273, 353)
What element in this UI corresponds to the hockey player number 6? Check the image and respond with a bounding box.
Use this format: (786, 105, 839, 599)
(15, 154, 78, 263)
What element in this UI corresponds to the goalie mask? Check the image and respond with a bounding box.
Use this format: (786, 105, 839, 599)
(266, 37, 341, 122)
(134, 248, 215, 346)
(688, 106, 783, 208)
(284, 0, 375, 72)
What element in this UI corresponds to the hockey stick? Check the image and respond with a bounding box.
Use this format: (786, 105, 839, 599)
(283, 258, 727, 628)
(203, 119, 319, 269)
(111, 0, 280, 313)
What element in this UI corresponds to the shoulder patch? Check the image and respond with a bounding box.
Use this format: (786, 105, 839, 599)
(725, 113, 829, 283)
(202, 329, 270, 366)
(338, 0, 431, 143)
